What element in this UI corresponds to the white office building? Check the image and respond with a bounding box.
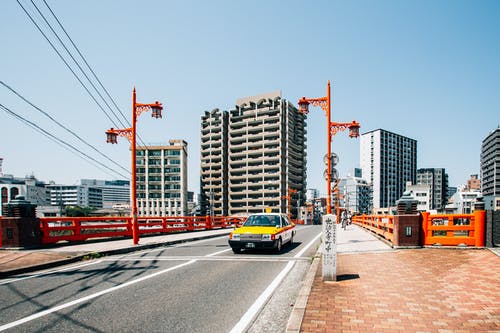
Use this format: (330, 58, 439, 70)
(339, 171, 372, 215)
(80, 179, 130, 209)
(47, 184, 102, 208)
(136, 140, 188, 216)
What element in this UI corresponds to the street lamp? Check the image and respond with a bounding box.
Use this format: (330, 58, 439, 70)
(105, 87, 163, 245)
(282, 187, 297, 219)
(298, 81, 360, 215)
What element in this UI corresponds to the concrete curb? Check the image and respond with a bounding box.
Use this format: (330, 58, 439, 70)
(0, 231, 230, 278)
(285, 250, 321, 333)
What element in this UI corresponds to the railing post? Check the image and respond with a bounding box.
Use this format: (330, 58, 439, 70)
(474, 210, 485, 247)
(206, 215, 212, 230)
(421, 212, 430, 246)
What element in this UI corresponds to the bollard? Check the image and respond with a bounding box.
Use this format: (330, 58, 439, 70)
(474, 210, 485, 247)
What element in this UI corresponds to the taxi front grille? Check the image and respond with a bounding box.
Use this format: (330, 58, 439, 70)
(240, 234, 262, 241)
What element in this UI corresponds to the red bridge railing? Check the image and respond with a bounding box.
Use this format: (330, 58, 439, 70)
(421, 211, 485, 247)
(351, 215, 394, 243)
(351, 211, 485, 247)
(39, 215, 246, 245)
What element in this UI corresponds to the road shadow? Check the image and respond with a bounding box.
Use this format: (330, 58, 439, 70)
(234, 241, 302, 255)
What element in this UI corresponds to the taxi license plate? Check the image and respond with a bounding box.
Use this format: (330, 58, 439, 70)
(245, 243, 255, 248)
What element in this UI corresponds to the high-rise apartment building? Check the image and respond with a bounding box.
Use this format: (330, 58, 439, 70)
(416, 168, 448, 212)
(200, 91, 307, 217)
(481, 127, 500, 210)
(200, 109, 229, 216)
(360, 129, 417, 211)
(136, 140, 188, 216)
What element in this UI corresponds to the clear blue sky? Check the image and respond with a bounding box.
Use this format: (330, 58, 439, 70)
(1, 0, 499, 195)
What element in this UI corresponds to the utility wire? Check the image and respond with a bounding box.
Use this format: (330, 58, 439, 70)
(25, 0, 127, 128)
(16, 0, 119, 128)
(0, 103, 129, 179)
(19, 0, 148, 146)
(41, 0, 130, 128)
(0, 80, 130, 176)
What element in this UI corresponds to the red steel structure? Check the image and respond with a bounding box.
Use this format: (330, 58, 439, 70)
(106, 88, 163, 245)
(298, 81, 360, 216)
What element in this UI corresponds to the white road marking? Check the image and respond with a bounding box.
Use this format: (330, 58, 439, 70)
(99, 256, 309, 262)
(229, 231, 322, 333)
(0, 235, 228, 285)
(0, 247, 227, 332)
(0, 260, 103, 286)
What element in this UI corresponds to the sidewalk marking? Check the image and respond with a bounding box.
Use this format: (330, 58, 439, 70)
(0, 247, 226, 332)
(229, 231, 322, 333)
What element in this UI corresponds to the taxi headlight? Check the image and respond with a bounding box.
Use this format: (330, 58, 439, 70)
(231, 233, 240, 241)
(261, 234, 272, 241)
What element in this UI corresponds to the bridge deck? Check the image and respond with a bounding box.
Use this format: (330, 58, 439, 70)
(301, 224, 500, 332)
(336, 223, 392, 253)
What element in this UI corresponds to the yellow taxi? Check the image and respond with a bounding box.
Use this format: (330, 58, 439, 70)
(228, 213, 296, 253)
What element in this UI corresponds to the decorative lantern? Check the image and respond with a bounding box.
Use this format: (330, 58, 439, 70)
(151, 101, 163, 119)
(106, 129, 118, 144)
(348, 121, 360, 138)
(297, 97, 310, 114)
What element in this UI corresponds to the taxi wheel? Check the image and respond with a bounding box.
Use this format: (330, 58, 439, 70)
(275, 238, 282, 253)
(232, 247, 242, 254)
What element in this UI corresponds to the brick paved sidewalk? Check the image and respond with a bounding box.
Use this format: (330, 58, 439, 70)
(301, 248, 500, 333)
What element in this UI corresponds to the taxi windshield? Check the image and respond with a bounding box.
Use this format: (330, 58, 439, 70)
(244, 215, 280, 227)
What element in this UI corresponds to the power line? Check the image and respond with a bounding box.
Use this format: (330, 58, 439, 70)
(0, 103, 129, 179)
(16, 0, 121, 128)
(18, 0, 148, 146)
(0, 80, 130, 176)
(41, 0, 130, 128)
(29, 0, 127, 129)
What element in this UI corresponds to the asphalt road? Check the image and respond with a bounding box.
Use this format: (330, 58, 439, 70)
(0, 225, 321, 333)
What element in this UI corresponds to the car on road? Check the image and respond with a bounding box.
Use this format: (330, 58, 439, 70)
(228, 213, 296, 253)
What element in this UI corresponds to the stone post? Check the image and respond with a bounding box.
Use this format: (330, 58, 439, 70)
(322, 214, 337, 281)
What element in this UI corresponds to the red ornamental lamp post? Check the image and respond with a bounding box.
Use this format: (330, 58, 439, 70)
(105, 88, 163, 245)
(298, 81, 360, 216)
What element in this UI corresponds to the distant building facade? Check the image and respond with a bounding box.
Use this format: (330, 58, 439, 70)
(481, 128, 500, 210)
(0, 175, 49, 215)
(339, 170, 371, 214)
(136, 140, 188, 216)
(404, 182, 431, 212)
(445, 187, 482, 214)
(466, 174, 481, 191)
(47, 184, 102, 208)
(200, 91, 307, 217)
(80, 179, 130, 209)
(305, 188, 320, 203)
(416, 168, 448, 212)
(360, 129, 417, 211)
